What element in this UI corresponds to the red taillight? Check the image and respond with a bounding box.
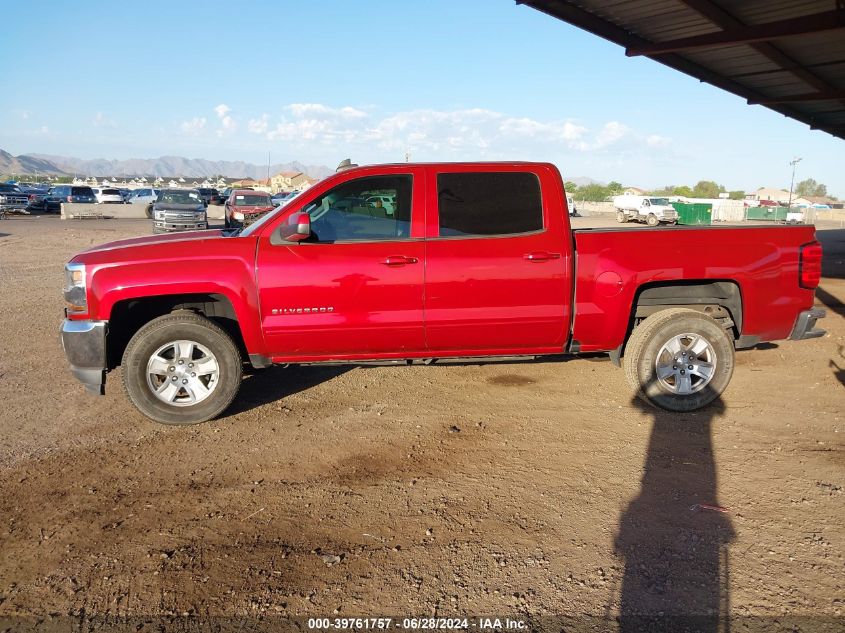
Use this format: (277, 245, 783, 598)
(799, 241, 822, 289)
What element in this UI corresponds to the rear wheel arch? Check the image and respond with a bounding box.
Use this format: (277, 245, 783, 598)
(614, 280, 744, 362)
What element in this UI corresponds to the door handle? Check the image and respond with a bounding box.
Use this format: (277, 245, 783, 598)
(381, 255, 419, 266)
(523, 251, 561, 262)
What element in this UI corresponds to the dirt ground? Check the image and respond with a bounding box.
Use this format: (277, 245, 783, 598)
(0, 214, 842, 630)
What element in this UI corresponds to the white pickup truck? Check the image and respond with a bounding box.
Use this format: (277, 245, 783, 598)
(614, 195, 678, 226)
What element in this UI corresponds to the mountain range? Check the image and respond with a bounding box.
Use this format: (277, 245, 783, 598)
(1, 149, 604, 187)
(0, 149, 333, 181)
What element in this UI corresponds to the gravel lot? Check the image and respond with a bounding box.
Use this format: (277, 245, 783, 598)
(0, 214, 842, 628)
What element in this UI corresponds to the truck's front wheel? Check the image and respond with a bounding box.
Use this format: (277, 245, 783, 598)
(623, 308, 734, 412)
(122, 312, 242, 424)
(646, 213, 659, 226)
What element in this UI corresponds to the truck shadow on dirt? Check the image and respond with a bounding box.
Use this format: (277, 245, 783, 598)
(830, 346, 845, 390)
(616, 395, 734, 632)
(225, 364, 351, 415)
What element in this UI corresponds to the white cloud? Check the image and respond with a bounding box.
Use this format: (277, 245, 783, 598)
(214, 103, 236, 135)
(595, 121, 630, 147)
(646, 134, 672, 147)
(39, 126, 49, 134)
(176, 103, 670, 165)
(286, 103, 367, 119)
(180, 117, 207, 135)
(248, 114, 269, 134)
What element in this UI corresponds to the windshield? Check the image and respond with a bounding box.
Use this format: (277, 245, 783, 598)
(158, 190, 201, 204)
(234, 194, 272, 206)
(648, 197, 670, 205)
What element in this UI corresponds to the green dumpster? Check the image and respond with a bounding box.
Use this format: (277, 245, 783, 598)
(746, 206, 789, 221)
(672, 202, 712, 225)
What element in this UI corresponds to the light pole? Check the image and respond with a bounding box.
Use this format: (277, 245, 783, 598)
(787, 157, 802, 208)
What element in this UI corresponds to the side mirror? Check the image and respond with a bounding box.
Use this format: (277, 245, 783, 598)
(284, 213, 311, 242)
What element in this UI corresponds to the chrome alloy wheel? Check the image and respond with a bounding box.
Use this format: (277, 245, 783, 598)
(654, 333, 716, 395)
(146, 340, 220, 406)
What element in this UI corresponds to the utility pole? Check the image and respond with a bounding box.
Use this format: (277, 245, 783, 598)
(787, 157, 802, 208)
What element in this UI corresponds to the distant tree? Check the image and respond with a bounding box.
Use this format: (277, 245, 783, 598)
(607, 181, 623, 195)
(576, 183, 611, 202)
(795, 178, 827, 198)
(672, 185, 694, 197)
(728, 190, 745, 200)
(692, 180, 724, 199)
(564, 181, 578, 194)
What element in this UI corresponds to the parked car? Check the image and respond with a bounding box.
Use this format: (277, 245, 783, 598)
(42, 185, 97, 212)
(126, 188, 161, 217)
(759, 199, 779, 207)
(59, 162, 825, 424)
(150, 189, 207, 234)
(270, 191, 298, 206)
(92, 187, 125, 204)
(224, 190, 275, 228)
(364, 194, 396, 214)
(614, 195, 678, 226)
(196, 188, 218, 206)
(210, 190, 228, 205)
(0, 183, 31, 216)
(219, 186, 253, 204)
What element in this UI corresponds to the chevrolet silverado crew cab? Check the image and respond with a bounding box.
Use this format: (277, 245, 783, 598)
(60, 162, 826, 425)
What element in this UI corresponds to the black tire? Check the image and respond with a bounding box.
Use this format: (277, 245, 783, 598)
(623, 308, 734, 412)
(122, 312, 242, 425)
(616, 211, 627, 223)
(646, 213, 659, 227)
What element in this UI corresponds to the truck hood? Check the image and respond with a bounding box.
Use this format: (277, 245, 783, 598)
(75, 229, 229, 257)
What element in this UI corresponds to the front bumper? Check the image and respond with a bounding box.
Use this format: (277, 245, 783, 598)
(153, 220, 208, 232)
(60, 319, 108, 395)
(789, 308, 826, 340)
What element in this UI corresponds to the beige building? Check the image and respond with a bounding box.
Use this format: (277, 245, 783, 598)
(270, 171, 319, 193)
(749, 187, 790, 203)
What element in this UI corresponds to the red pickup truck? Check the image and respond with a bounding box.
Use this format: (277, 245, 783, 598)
(60, 162, 825, 424)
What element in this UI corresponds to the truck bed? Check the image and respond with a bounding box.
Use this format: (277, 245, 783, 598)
(571, 223, 818, 352)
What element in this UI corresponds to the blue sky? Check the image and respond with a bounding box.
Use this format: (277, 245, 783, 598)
(2, 0, 843, 196)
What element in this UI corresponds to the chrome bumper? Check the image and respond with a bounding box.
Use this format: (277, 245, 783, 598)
(60, 319, 108, 395)
(789, 308, 826, 341)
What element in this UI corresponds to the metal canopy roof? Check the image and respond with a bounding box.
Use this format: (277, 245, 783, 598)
(519, 0, 845, 139)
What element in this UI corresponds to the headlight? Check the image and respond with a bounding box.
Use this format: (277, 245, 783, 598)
(233, 211, 245, 221)
(64, 263, 87, 313)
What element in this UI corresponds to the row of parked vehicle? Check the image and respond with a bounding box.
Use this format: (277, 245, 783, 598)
(0, 182, 302, 221)
(152, 188, 300, 233)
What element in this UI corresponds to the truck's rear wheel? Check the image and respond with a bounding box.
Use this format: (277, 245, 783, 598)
(122, 312, 242, 424)
(623, 308, 734, 411)
(616, 211, 627, 223)
(646, 213, 659, 226)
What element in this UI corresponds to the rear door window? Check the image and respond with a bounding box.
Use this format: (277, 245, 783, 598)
(436, 172, 543, 237)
